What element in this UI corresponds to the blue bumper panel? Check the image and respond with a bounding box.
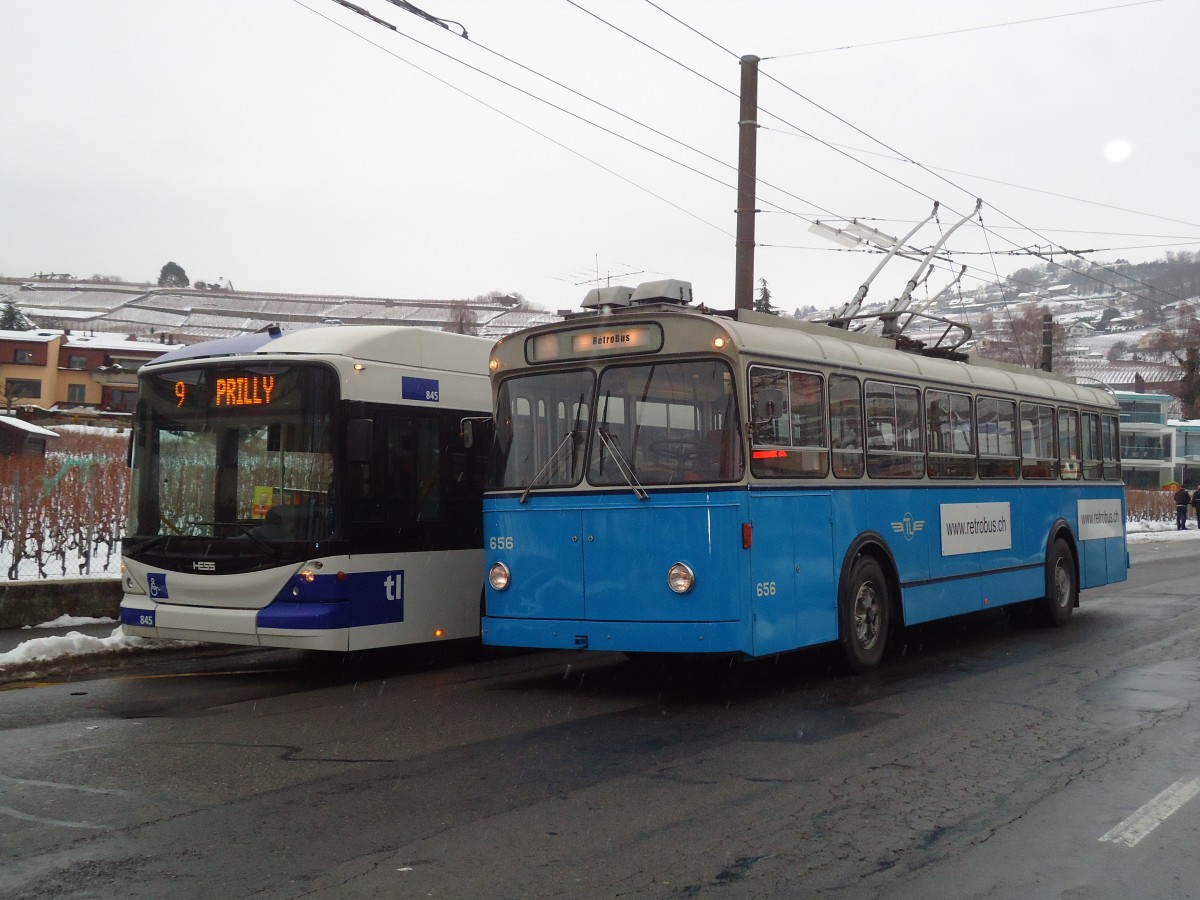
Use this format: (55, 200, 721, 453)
(261, 569, 406, 630)
(481, 616, 747, 654)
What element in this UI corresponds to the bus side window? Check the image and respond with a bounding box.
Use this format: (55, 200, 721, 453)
(927, 388, 974, 478)
(829, 374, 863, 478)
(1020, 402, 1058, 479)
(1058, 408, 1081, 480)
(1081, 411, 1103, 480)
(864, 380, 923, 478)
(1102, 413, 1121, 480)
(977, 396, 1019, 479)
(749, 366, 827, 478)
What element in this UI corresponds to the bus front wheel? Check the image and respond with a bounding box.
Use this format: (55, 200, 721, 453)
(1043, 538, 1077, 626)
(839, 555, 890, 674)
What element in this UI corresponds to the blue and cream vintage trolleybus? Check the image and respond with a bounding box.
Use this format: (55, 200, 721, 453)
(481, 280, 1127, 671)
(121, 326, 493, 651)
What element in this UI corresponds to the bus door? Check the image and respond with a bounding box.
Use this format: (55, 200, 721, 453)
(748, 491, 836, 656)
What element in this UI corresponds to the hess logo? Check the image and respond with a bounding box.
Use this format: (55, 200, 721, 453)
(192, 561, 216, 572)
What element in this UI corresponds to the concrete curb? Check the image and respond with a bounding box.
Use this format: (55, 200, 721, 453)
(0, 578, 121, 629)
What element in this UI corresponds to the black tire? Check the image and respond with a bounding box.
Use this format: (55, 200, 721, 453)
(1042, 537, 1077, 626)
(839, 555, 890, 674)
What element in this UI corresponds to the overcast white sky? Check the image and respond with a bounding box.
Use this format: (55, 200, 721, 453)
(4, 1, 1197, 314)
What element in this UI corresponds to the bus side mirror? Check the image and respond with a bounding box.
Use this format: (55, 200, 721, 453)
(346, 418, 373, 464)
(752, 388, 785, 421)
(460, 417, 493, 449)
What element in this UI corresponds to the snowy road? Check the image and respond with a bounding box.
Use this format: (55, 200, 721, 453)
(1, 537, 1198, 898)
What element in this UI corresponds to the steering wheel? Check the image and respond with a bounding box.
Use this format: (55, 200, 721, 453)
(650, 438, 711, 463)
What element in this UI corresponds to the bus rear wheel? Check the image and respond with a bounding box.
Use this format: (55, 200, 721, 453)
(839, 555, 890, 674)
(1042, 538, 1077, 626)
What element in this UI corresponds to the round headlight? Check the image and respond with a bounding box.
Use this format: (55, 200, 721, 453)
(667, 562, 695, 594)
(489, 561, 511, 591)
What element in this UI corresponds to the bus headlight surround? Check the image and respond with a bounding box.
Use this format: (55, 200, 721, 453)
(489, 562, 511, 591)
(667, 562, 695, 594)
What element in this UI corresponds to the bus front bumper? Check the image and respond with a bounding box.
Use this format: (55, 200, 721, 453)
(481, 616, 746, 654)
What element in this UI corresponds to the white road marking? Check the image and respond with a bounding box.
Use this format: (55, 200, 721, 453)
(0, 805, 107, 830)
(0, 774, 131, 796)
(1099, 778, 1200, 848)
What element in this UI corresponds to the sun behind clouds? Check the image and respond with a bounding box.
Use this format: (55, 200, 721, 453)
(1104, 139, 1133, 163)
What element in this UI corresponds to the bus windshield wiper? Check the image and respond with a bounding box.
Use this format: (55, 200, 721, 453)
(519, 392, 587, 504)
(193, 521, 280, 555)
(595, 427, 648, 500)
(123, 534, 172, 554)
(595, 389, 647, 500)
(519, 429, 582, 504)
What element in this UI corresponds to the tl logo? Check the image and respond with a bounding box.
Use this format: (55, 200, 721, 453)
(891, 513, 925, 541)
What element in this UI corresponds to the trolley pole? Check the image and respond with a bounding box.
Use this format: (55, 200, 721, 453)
(734, 55, 760, 312)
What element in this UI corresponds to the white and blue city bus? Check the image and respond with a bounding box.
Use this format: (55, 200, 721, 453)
(120, 325, 493, 651)
(481, 280, 1127, 671)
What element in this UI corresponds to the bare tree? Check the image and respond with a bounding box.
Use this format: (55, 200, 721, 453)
(444, 300, 479, 335)
(972, 304, 1073, 373)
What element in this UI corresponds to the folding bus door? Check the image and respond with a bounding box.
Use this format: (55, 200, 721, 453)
(748, 492, 836, 656)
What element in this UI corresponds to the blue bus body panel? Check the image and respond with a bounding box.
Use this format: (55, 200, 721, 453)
(581, 496, 743, 623)
(486, 491, 748, 652)
(488, 507, 586, 620)
(483, 484, 1128, 657)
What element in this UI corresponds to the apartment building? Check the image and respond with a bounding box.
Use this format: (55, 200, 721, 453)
(0, 328, 170, 413)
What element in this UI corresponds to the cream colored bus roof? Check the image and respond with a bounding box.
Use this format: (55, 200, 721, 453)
(717, 309, 1116, 409)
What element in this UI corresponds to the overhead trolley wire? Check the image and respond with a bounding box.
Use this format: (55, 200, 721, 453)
(766, 1, 1166, 59)
(762, 126, 1200, 234)
(639, 0, 1198, 315)
(293, 0, 733, 236)
(322, 0, 861, 240)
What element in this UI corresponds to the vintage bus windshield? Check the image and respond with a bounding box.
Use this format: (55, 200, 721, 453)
(590, 359, 742, 486)
(490, 359, 742, 490)
(129, 364, 336, 542)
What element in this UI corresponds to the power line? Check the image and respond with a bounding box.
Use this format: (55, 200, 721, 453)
(637, 0, 1197, 314)
(320, 0, 854, 241)
(761, 125, 1200, 233)
(764, 1, 1166, 58)
(292, 0, 733, 236)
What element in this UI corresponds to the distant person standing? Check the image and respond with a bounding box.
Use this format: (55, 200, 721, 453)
(1174, 485, 1192, 530)
(1192, 488, 1200, 530)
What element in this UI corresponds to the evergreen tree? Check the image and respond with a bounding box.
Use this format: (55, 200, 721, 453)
(0, 300, 32, 330)
(158, 261, 189, 287)
(754, 278, 777, 315)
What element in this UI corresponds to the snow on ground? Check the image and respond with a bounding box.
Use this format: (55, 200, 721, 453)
(23, 614, 116, 629)
(0, 621, 199, 673)
(1126, 518, 1200, 542)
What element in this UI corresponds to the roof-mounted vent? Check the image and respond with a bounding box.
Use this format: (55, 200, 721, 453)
(630, 279, 692, 306)
(581, 285, 635, 309)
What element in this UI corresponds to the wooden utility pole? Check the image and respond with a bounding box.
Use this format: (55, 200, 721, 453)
(734, 55, 759, 312)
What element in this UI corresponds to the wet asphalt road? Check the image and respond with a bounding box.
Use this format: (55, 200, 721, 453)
(1, 538, 1198, 899)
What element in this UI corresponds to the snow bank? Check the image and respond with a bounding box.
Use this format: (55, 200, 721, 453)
(0, 626, 198, 671)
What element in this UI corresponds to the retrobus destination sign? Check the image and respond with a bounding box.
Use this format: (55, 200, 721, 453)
(527, 323, 663, 363)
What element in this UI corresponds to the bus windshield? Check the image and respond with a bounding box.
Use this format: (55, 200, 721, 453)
(489, 359, 743, 491)
(129, 364, 337, 543)
(591, 359, 742, 485)
(490, 370, 594, 490)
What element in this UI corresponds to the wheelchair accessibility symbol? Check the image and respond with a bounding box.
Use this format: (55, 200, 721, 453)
(147, 573, 168, 599)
